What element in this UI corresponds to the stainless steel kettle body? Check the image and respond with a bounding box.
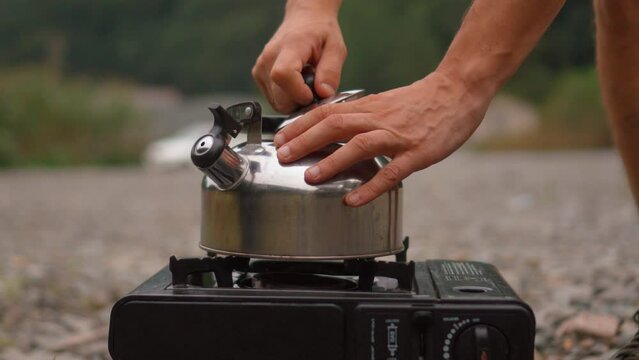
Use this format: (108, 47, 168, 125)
(191, 92, 403, 260)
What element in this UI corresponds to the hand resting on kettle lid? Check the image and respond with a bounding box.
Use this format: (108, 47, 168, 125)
(256, 0, 567, 208)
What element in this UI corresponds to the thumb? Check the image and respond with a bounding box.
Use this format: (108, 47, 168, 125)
(315, 39, 347, 98)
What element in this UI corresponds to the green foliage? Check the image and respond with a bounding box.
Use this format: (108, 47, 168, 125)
(0, 67, 148, 167)
(0, 0, 596, 98)
(339, 0, 469, 92)
(0, 0, 284, 93)
(506, 1, 596, 103)
(0, 0, 608, 153)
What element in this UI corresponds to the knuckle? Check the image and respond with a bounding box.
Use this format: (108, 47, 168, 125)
(351, 134, 374, 154)
(271, 96, 291, 113)
(295, 132, 312, 150)
(321, 67, 341, 82)
(359, 183, 379, 201)
(271, 100, 285, 113)
(325, 114, 346, 132)
(320, 104, 337, 118)
(287, 118, 304, 133)
(327, 41, 347, 59)
(338, 43, 348, 58)
(364, 93, 381, 103)
(270, 66, 287, 83)
(254, 54, 264, 66)
(251, 65, 260, 80)
(262, 43, 277, 58)
(379, 164, 402, 184)
(320, 156, 338, 174)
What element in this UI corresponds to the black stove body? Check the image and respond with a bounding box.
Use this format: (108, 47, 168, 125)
(108, 253, 535, 360)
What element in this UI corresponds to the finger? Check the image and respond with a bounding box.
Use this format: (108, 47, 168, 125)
(270, 83, 300, 114)
(276, 114, 376, 163)
(275, 101, 356, 147)
(252, 65, 268, 98)
(252, 45, 279, 103)
(344, 155, 414, 207)
(270, 47, 314, 106)
(252, 56, 270, 96)
(305, 130, 396, 183)
(315, 38, 347, 98)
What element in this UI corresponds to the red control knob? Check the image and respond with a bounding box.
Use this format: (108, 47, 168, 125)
(453, 325, 508, 360)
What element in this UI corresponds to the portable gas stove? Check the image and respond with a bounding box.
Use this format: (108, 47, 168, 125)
(109, 94, 535, 359)
(108, 239, 535, 360)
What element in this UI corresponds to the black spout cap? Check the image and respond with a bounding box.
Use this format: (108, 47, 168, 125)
(191, 104, 242, 169)
(191, 134, 224, 169)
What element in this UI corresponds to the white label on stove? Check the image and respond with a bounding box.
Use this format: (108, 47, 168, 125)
(386, 319, 400, 360)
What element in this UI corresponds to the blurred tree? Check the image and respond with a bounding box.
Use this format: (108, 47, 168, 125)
(505, 0, 595, 102)
(0, 0, 595, 99)
(340, 0, 468, 92)
(150, 0, 284, 91)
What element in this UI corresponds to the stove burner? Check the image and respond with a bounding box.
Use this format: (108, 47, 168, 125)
(238, 272, 358, 290)
(169, 238, 415, 291)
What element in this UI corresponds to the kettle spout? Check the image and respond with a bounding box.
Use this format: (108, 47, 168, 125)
(190, 104, 248, 189)
(191, 134, 247, 189)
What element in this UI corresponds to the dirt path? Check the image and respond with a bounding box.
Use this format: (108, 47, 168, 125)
(0, 150, 637, 359)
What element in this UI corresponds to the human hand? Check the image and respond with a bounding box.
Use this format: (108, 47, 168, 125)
(252, 2, 347, 114)
(273, 72, 492, 207)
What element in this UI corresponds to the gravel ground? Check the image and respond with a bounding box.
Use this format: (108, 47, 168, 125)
(0, 150, 637, 360)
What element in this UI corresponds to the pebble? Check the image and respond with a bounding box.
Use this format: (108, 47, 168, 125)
(618, 319, 639, 345)
(556, 312, 621, 339)
(1, 153, 638, 359)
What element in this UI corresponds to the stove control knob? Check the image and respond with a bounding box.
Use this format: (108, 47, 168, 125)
(453, 325, 508, 360)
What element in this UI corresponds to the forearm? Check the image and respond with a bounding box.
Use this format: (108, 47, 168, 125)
(595, 0, 639, 207)
(285, 0, 342, 19)
(437, 0, 566, 97)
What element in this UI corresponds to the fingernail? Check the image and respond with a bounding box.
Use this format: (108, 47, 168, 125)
(273, 133, 285, 147)
(346, 192, 360, 206)
(306, 166, 320, 179)
(277, 145, 291, 160)
(320, 83, 335, 96)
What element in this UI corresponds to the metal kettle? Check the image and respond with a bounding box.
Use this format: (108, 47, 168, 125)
(190, 89, 403, 260)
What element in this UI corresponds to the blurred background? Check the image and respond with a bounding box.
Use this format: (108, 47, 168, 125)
(0, 1, 637, 360)
(0, 0, 609, 167)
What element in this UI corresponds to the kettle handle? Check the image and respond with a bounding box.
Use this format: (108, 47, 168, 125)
(208, 104, 243, 139)
(226, 102, 262, 145)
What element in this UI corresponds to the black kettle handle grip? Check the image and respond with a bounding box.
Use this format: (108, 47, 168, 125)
(302, 65, 321, 104)
(207, 104, 242, 138)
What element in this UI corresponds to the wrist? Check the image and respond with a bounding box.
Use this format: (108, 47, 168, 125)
(285, 0, 342, 20)
(434, 58, 502, 102)
(432, 0, 565, 104)
(414, 71, 492, 120)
